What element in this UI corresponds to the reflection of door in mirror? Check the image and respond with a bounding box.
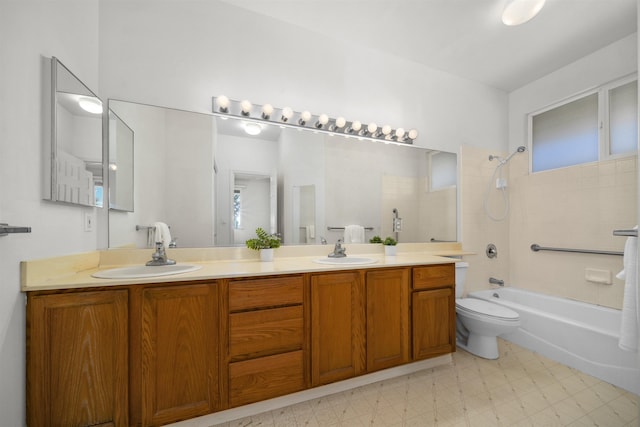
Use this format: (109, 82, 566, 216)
(292, 185, 316, 244)
(46, 57, 103, 207)
(231, 172, 276, 246)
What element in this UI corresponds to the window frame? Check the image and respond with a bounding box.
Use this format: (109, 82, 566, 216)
(527, 73, 637, 174)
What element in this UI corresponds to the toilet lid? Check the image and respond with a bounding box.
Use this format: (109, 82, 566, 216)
(456, 299, 519, 320)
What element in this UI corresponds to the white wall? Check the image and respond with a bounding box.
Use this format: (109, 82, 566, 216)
(98, 1, 508, 156)
(0, 1, 100, 424)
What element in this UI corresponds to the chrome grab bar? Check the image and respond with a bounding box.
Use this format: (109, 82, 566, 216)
(613, 229, 638, 237)
(0, 223, 32, 236)
(530, 243, 622, 257)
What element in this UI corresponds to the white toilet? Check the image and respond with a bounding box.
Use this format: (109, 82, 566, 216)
(454, 262, 520, 359)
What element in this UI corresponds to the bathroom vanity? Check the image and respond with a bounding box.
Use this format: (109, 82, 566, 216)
(23, 248, 458, 426)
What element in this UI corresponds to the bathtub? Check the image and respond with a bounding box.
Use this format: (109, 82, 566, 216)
(469, 288, 640, 394)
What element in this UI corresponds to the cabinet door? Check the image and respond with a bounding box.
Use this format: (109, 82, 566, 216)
(366, 269, 410, 372)
(412, 287, 455, 360)
(27, 290, 128, 427)
(310, 272, 365, 386)
(141, 283, 219, 425)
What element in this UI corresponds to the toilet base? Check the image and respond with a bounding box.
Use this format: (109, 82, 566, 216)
(456, 334, 499, 360)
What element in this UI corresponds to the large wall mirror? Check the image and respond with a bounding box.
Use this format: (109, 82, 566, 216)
(44, 57, 103, 207)
(107, 100, 457, 248)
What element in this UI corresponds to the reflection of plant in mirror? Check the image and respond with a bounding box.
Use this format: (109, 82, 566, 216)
(369, 236, 383, 244)
(245, 228, 281, 250)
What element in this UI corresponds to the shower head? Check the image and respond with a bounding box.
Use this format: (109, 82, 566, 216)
(490, 146, 526, 164)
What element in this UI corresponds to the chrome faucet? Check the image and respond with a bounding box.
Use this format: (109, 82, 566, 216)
(328, 239, 347, 258)
(489, 277, 504, 286)
(146, 242, 176, 266)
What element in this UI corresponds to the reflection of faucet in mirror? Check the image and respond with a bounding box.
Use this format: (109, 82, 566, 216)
(146, 242, 176, 266)
(328, 239, 347, 258)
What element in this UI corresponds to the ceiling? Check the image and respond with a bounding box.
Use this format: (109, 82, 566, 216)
(223, 0, 637, 92)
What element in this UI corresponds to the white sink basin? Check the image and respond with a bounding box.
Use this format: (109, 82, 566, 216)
(313, 257, 377, 266)
(92, 264, 202, 279)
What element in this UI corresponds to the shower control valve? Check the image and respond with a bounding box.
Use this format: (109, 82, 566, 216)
(486, 243, 498, 259)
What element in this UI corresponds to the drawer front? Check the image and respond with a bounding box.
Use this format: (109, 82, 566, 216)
(229, 305, 303, 358)
(413, 264, 455, 290)
(229, 276, 303, 311)
(229, 350, 305, 407)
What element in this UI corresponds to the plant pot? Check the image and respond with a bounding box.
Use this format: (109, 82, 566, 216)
(260, 248, 274, 262)
(384, 245, 397, 256)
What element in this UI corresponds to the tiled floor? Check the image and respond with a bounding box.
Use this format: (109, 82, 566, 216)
(212, 340, 638, 427)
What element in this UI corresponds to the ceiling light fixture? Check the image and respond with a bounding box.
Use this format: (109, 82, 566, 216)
(244, 122, 262, 136)
(502, 0, 545, 26)
(78, 97, 103, 114)
(211, 96, 419, 145)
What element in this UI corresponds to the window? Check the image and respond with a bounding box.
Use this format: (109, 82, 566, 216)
(530, 75, 637, 173)
(233, 189, 242, 229)
(609, 80, 638, 156)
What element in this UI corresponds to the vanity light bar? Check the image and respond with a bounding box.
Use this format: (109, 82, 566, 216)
(211, 96, 418, 145)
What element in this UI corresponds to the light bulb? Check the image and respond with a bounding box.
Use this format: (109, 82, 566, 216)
(367, 123, 377, 134)
(395, 128, 405, 139)
(217, 95, 230, 112)
(261, 103, 274, 119)
(335, 117, 346, 128)
(408, 129, 418, 140)
(351, 121, 362, 132)
(241, 100, 252, 116)
(382, 125, 392, 136)
(299, 110, 311, 125)
(78, 97, 103, 114)
(315, 113, 329, 128)
(281, 107, 293, 122)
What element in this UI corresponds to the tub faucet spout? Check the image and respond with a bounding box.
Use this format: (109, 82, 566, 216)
(489, 277, 504, 286)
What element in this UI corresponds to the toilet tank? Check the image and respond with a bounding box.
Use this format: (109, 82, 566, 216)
(454, 262, 468, 298)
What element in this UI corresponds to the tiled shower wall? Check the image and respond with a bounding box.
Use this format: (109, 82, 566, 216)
(460, 144, 637, 309)
(509, 155, 637, 309)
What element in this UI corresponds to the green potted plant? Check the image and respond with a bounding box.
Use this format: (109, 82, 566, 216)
(383, 237, 397, 256)
(369, 236, 383, 244)
(245, 227, 281, 261)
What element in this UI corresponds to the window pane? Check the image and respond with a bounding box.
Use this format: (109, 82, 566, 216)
(233, 189, 241, 229)
(430, 151, 457, 190)
(609, 80, 638, 155)
(532, 93, 598, 172)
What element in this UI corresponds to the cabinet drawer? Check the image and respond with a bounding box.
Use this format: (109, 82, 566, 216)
(413, 264, 455, 290)
(229, 350, 305, 407)
(229, 305, 303, 358)
(229, 276, 303, 311)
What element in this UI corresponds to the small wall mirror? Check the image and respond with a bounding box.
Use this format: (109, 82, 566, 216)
(108, 108, 134, 212)
(44, 57, 103, 207)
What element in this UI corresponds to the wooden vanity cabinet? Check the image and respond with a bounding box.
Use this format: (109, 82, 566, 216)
(411, 264, 456, 360)
(310, 271, 365, 386)
(27, 289, 129, 427)
(365, 268, 410, 372)
(130, 281, 220, 426)
(226, 275, 306, 407)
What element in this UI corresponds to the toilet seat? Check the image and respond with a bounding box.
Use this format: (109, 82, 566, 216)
(456, 298, 519, 321)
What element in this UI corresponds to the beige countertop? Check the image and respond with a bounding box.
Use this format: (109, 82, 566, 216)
(21, 242, 471, 292)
